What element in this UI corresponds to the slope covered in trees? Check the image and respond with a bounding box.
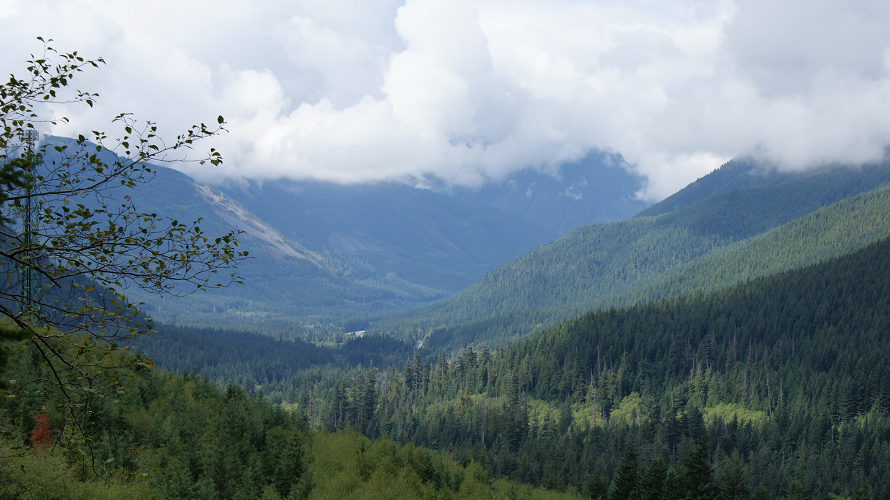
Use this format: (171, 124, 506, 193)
(0, 344, 581, 499)
(12, 160, 889, 498)
(421, 182, 890, 351)
(46, 134, 639, 336)
(291, 235, 890, 499)
(634, 156, 803, 218)
(373, 160, 890, 349)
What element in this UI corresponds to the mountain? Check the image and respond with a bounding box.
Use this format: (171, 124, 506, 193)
(212, 179, 549, 294)
(635, 155, 803, 218)
(151, 229, 890, 499)
(330, 234, 890, 498)
(449, 150, 649, 236)
(376, 157, 890, 348)
(214, 150, 649, 293)
(40, 136, 649, 332)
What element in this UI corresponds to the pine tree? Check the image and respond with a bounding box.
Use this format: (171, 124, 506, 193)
(639, 458, 667, 500)
(362, 365, 378, 434)
(683, 434, 717, 500)
(165, 459, 197, 499)
(505, 372, 523, 452)
(718, 455, 750, 500)
(850, 476, 874, 500)
(785, 476, 808, 500)
(752, 485, 769, 500)
(610, 444, 640, 500)
(586, 467, 609, 499)
(331, 379, 347, 430)
(0, 327, 31, 389)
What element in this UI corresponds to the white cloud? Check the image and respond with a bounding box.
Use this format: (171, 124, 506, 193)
(2, 0, 890, 200)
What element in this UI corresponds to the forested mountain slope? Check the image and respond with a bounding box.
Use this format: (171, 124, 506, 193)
(207, 151, 647, 297)
(635, 156, 803, 218)
(375, 159, 890, 346)
(623, 183, 890, 304)
(43, 135, 651, 334)
(41, 137, 446, 332)
(41, 136, 638, 334)
(0, 351, 579, 500)
(219, 150, 648, 292)
(422, 182, 890, 351)
(297, 235, 890, 499)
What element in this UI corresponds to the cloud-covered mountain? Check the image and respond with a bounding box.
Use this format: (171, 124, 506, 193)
(59, 138, 646, 331)
(7, 1, 890, 200)
(376, 156, 890, 350)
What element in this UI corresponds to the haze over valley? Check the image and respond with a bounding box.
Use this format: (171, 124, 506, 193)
(3, 1, 890, 499)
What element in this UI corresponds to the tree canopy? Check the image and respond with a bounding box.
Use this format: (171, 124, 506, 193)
(0, 38, 248, 458)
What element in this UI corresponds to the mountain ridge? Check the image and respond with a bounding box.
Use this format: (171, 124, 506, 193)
(39, 135, 648, 332)
(374, 158, 890, 349)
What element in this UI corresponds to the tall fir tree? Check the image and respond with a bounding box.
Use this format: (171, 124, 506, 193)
(718, 455, 750, 500)
(610, 444, 640, 500)
(586, 467, 609, 500)
(639, 458, 667, 500)
(683, 433, 717, 500)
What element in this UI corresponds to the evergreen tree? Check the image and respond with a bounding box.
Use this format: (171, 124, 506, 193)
(0, 327, 31, 389)
(665, 466, 687, 500)
(718, 456, 750, 500)
(752, 485, 769, 500)
(362, 365, 378, 432)
(610, 444, 640, 500)
(586, 467, 609, 499)
(785, 476, 808, 500)
(165, 459, 197, 499)
(683, 434, 717, 500)
(639, 458, 667, 500)
(849, 476, 875, 500)
(505, 372, 523, 452)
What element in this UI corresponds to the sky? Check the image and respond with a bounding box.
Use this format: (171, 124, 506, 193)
(2, 0, 890, 200)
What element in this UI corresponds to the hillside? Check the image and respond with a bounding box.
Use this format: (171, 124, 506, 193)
(215, 149, 648, 294)
(126, 235, 890, 498)
(375, 159, 890, 347)
(422, 182, 890, 351)
(38, 136, 648, 334)
(214, 179, 551, 294)
(0, 346, 580, 500)
(39, 135, 652, 334)
(635, 156, 803, 218)
(295, 235, 890, 498)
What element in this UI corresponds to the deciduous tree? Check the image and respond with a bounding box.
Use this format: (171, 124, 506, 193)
(0, 38, 247, 459)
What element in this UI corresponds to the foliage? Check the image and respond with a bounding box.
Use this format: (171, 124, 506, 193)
(270, 235, 890, 498)
(1, 357, 311, 499)
(0, 38, 247, 463)
(28, 412, 55, 453)
(609, 445, 639, 500)
(1, 349, 585, 499)
(0, 440, 160, 500)
(400, 169, 890, 352)
(303, 430, 587, 499)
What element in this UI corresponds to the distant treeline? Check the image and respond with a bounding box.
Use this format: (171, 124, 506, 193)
(134, 325, 416, 403)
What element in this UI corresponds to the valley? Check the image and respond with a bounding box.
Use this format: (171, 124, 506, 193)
(126, 152, 890, 498)
(5, 135, 890, 499)
(3, 18, 889, 499)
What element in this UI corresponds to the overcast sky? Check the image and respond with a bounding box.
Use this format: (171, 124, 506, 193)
(2, 0, 889, 200)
